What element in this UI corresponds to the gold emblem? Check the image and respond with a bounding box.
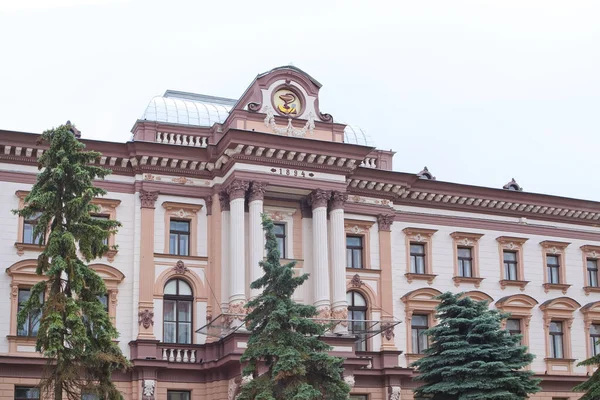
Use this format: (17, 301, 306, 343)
(273, 88, 301, 116)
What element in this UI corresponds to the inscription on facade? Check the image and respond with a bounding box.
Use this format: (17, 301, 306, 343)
(270, 167, 314, 177)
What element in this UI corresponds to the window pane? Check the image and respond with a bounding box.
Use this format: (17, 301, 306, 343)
(457, 248, 471, 258)
(179, 234, 189, 256)
(506, 319, 520, 332)
(550, 321, 563, 333)
(410, 244, 424, 254)
(178, 322, 191, 344)
(353, 249, 363, 269)
(552, 335, 564, 358)
(591, 324, 600, 335)
(167, 391, 191, 400)
(164, 300, 176, 321)
(164, 280, 177, 295)
(276, 237, 284, 258)
(346, 249, 353, 268)
(164, 322, 176, 343)
(273, 224, 285, 235)
(549, 267, 560, 284)
(412, 315, 428, 327)
(169, 234, 177, 255)
(178, 280, 192, 296)
(352, 292, 366, 307)
(547, 255, 559, 265)
(178, 301, 192, 322)
(418, 329, 429, 353)
(15, 387, 40, 399)
(462, 260, 472, 277)
(347, 237, 362, 247)
(23, 223, 35, 244)
(503, 251, 517, 262)
(82, 394, 100, 400)
(415, 256, 425, 274)
(411, 328, 419, 353)
(590, 270, 599, 287)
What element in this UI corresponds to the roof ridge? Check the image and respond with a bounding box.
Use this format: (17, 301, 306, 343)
(163, 90, 237, 106)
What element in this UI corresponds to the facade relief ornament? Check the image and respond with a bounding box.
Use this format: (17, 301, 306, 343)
(138, 309, 154, 329)
(226, 180, 250, 200)
(219, 191, 230, 211)
(389, 386, 401, 400)
(377, 214, 395, 232)
(308, 189, 331, 209)
(172, 176, 193, 185)
(247, 102, 262, 112)
(343, 374, 355, 388)
(173, 260, 187, 274)
(330, 191, 348, 210)
(139, 190, 159, 209)
(331, 307, 348, 327)
(263, 105, 315, 138)
(204, 195, 213, 216)
(412, 234, 425, 243)
(350, 274, 364, 288)
(381, 322, 396, 341)
(249, 181, 268, 202)
(142, 380, 155, 400)
(316, 307, 331, 320)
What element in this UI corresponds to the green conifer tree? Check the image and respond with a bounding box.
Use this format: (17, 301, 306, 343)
(573, 353, 600, 398)
(237, 215, 350, 400)
(14, 123, 130, 400)
(411, 292, 540, 400)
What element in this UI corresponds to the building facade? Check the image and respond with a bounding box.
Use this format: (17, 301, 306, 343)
(1, 66, 599, 399)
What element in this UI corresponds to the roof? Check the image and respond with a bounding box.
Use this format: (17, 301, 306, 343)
(141, 90, 375, 146)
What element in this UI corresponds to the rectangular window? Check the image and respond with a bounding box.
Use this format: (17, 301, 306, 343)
(349, 396, 368, 400)
(588, 259, 599, 288)
(547, 255, 561, 284)
(14, 387, 40, 400)
(503, 251, 518, 280)
(169, 220, 190, 256)
(91, 214, 110, 245)
(167, 391, 191, 400)
(81, 394, 100, 400)
(506, 318, 522, 344)
(410, 244, 426, 274)
(273, 223, 286, 259)
(549, 321, 564, 359)
(411, 314, 429, 354)
(23, 212, 42, 244)
(591, 324, 600, 356)
(17, 289, 42, 337)
(346, 236, 364, 269)
(457, 247, 473, 277)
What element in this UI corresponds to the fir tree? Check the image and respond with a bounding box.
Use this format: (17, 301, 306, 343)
(237, 215, 350, 400)
(573, 353, 600, 398)
(411, 292, 540, 400)
(14, 123, 130, 400)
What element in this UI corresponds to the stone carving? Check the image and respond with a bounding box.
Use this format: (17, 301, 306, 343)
(249, 181, 268, 202)
(459, 238, 474, 246)
(219, 191, 230, 211)
(241, 375, 253, 385)
(346, 224, 366, 235)
(138, 309, 154, 329)
(247, 102, 262, 112)
(503, 178, 523, 191)
(142, 379, 155, 400)
(331, 307, 348, 327)
(350, 274, 364, 288)
(227, 378, 238, 400)
(417, 166, 435, 180)
(308, 189, 331, 209)
(381, 322, 395, 341)
(412, 234, 425, 243)
(204, 195, 213, 216)
(226, 180, 250, 200)
(139, 190, 159, 209)
(173, 260, 187, 274)
(377, 214, 395, 232)
(225, 301, 246, 326)
(172, 176, 193, 185)
(330, 191, 348, 210)
(316, 307, 331, 320)
(389, 386, 401, 400)
(343, 374, 355, 388)
(263, 105, 315, 137)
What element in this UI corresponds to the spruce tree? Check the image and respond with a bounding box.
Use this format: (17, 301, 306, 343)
(411, 292, 540, 400)
(14, 123, 130, 400)
(237, 215, 350, 400)
(573, 353, 600, 398)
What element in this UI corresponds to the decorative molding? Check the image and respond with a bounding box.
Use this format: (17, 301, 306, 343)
(162, 201, 202, 217)
(248, 181, 268, 202)
(453, 276, 484, 288)
(499, 279, 529, 291)
(350, 274, 364, 288)
(139, 190, 159, 209)
(330, 191, 348, 210)
(247, 102, 261, 112)
(377, 214, 394, 231)
(138, 309, 154, 329)
(142, 379, 155, 400)
(226, 179, 250, 200)
(173, 260, 187, 274)
(543, 283, 571, 295)
(308, 189, 331, 209)
(405, 272, 437, 285)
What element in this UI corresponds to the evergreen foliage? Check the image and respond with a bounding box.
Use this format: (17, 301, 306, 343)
(14, 123, 130, 400)
(237, 215, 350, 400)
(573, 352, 600, 398)
(411, 292, 540, 400)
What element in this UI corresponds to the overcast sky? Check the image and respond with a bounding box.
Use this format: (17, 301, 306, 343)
(1, 0, 598, 201)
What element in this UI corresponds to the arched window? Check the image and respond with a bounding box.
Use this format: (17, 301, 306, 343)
(347, 291, 368, 351)
(164, 279, 193, 344)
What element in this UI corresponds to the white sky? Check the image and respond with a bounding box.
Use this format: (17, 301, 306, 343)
(0, 0, 598, 201)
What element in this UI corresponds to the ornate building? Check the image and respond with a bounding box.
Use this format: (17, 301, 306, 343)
(0, 66, 599, 399)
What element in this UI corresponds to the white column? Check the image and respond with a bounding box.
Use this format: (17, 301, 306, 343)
(248, 182, 267, 298)
(219, 191, 230, 313)
(227, 180, 249, 327)
(330, 191, 348, 334)
(309, 189, 331, 318)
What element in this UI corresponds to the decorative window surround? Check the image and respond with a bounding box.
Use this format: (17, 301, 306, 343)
(580, 301, 600, 373)
(91, 198, 121, 262)
(539, 297, 581, 374)
(14, 191, 45, 256)
(162, 202, 203, 257)
(265, 206, 296, 260)
(461, 291, 493, 304)
(450, 232, 484, 288)
(495, 294, 538, 351)
(581, 245, 600, 295)
(403, 227, 437, 284)
(344, 219, 375, 270)
(496, 236, 529, 290)
(540, 241, 571, 294)
(401, 287, 441, 365)
(89, 263, 125, 325)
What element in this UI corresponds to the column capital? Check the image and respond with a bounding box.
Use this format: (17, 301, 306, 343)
(226, 179, 250, 200)
(218, 191, 230, 212)
(377, 214, 395, 231)
(330, 191, 348, 211)
(308, 189, 331, 210)
(204, 195, 213, 216)
(139, 190, 159, 209)
(249, 181, 268, 202)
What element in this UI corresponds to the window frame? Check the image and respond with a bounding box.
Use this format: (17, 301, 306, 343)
(344, 220, 374, 270)
(273, 222, 287, 259)
(346, 235, 364, 269)
(549, 320, 564, 359)
(411, 314, 429, 354)
(590, 323, 600, 357)
(163, 279, 194, 345)
(540, 297, 580, 374)
(17, 288, 43, 337)
(14, 386, 40, 400)
(503, 250, 519, 281)
(409, 243, 426, 274)
(347, 290, 368, 352)
(588, 259, 599, 288)
(540, 241, 570, 294)
(169, 219, 191, 256)
(167, 390, 191, 400)
(546, 254, 561, 284)
(162, 202, 202, 258)
(403, 227, 438, 284)
(496, 236, 529, 290)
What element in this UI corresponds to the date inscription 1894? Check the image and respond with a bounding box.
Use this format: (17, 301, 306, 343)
(270, 168, 314, 178)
